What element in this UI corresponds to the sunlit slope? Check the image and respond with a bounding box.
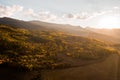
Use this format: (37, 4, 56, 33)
(0, 24, 116, 70)
(30, 21, 120, 44)
(87, 28, 120, 41)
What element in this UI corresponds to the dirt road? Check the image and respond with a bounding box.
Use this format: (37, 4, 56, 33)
(42, 53, 120, 80)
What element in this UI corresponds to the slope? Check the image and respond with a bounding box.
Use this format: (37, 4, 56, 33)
(0, 24, 116, 71)
(30, 21, 120, 44)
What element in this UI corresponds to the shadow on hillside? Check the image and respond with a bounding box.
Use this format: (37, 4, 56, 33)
(0, 64, 37, 80)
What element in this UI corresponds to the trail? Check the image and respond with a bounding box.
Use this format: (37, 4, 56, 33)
(42, 53, 120, 80)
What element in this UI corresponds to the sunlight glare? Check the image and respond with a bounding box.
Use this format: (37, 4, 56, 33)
(98, 15, 119, 29)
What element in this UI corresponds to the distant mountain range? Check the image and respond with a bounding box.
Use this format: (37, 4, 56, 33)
(0, 17, 120, 44)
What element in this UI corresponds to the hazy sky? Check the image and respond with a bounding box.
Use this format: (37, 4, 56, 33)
(0, 0, 120, 28)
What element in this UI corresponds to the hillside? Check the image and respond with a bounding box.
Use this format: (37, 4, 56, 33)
(0, 18, 120, 80)
(30, 21, 120, 44)
(0, 24, 116, 70)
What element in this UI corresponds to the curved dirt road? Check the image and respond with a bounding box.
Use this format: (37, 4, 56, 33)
(42, 53, 120, 80)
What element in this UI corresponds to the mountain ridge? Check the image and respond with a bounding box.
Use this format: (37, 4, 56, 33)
(0, 17, 120, 44)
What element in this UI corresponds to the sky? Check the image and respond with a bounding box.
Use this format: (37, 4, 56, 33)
(0, 0, 120, 28)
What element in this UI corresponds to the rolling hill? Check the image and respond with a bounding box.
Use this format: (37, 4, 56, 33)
(0, 24, 115, 69)
(0, 17, 120, 80)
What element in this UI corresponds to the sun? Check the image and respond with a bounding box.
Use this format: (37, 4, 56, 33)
(98, 15, 119, 29)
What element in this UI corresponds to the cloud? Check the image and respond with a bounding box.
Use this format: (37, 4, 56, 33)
(75, 12, 90, 19)
(62, 11, 109, 20)
(2, 5, 118, 27)
(0, 4, 23, 17)
(63, 12, 90, 20)
(23, 6, 120, 23)
(24, 9, 38, 18)
(113, 6, 119, 9)
(62, 6, 120, 20)
(63, 13, 75, 19)
(24, 9, 57, 21)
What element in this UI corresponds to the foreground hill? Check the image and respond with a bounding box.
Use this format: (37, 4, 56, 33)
(0, 24, 116, 70)
(0, 25, 117, 80)
(0, 17, 120, 80)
